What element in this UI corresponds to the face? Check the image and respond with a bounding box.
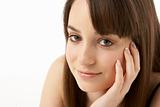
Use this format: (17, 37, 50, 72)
(66, 0, 131, 92)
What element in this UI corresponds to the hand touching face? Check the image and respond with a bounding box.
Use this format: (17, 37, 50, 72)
(90, 42, 140, 107)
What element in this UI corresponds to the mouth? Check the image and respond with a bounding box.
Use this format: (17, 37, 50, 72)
(77, 70, 102, 78)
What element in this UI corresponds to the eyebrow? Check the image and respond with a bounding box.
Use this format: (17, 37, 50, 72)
(67, 25, 99, 36)
(67, 25, 119, 38)
(67, 25, 81, 33)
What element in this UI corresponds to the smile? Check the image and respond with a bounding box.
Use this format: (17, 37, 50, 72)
(77, 70, 102, 79)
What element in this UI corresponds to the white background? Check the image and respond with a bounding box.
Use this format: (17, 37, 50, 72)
(0, 0, 159, 107)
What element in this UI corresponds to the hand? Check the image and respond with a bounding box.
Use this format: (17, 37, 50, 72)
(90, 42, 140, 107)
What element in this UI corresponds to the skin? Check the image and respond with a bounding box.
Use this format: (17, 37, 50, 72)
(40, 0, 160, 107)
(65, 0, 140, 106)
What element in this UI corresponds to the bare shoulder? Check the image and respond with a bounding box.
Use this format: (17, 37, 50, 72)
(150, 72, 160, 107)
(40, 55, 65, 107)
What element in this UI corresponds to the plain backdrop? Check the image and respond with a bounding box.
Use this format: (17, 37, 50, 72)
(0, 0, 159, 107)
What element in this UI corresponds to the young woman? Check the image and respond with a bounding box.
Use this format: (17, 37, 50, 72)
(40, 0, 160, 107)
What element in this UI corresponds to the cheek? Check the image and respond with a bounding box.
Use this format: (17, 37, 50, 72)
(98, 50, 124, 85)
(99, 50, 124, 69)
(66, 44, 78, 66)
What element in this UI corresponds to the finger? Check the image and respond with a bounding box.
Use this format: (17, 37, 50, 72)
(111, 60, 124, 93)
(124, 48, 135, 80)
(130, 42, 140, 73)
(121, 48, 135, 94)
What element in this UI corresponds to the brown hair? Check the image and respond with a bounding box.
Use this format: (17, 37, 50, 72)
(63, 0, 160, 107)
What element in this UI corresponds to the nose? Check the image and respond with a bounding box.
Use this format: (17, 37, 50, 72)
(78, 45, 96, 66)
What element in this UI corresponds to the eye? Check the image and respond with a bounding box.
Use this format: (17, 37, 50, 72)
(68, 35, 81, 42)
(98, 39, 113, 47)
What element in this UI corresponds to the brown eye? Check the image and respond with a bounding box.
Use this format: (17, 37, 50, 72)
(98, 39, 113, 47)
(68, 35, 81, 42)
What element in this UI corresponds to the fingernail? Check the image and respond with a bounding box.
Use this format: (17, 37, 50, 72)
(116, 60, 120, 66)
(131, 42, 136, 48)
(125, 48, 129, 53)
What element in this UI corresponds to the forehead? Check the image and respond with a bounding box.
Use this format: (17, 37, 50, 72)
(68, 0, 89, 21)
(68, 0, 95, 33)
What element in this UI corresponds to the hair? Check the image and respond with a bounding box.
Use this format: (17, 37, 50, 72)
(62, 0, 160, 107)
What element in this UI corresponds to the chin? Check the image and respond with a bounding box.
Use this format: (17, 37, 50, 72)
(79, 86, 100, 92)
(76, 81, 110, 93)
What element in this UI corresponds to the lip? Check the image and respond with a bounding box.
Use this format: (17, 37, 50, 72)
(77, 69, 102, 79)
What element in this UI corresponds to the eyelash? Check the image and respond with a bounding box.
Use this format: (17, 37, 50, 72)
(98, 39, 113, 47)
(68, 34, 113, 47)
(68, 35, 81, 42)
